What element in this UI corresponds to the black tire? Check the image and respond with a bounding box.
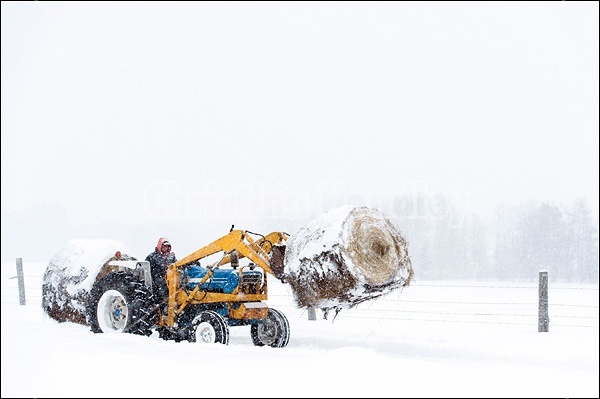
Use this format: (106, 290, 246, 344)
(187, 310, 230, 345)
(251, 307, 290, 348)
(156, 326, 186, 342)
(87, 272, 155, 336)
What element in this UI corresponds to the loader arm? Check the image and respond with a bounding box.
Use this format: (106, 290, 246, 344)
(170, 230, 288, 275)
(218, 231, 289, 268)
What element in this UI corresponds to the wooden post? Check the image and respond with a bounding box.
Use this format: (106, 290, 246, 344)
(538, 270, 549, 332)
(16, 258, 26, 305)
(307, 306, 316, 321)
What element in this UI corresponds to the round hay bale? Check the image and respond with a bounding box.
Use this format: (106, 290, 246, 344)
(42, 239, 132, 325)
(283, 206, 413, 310)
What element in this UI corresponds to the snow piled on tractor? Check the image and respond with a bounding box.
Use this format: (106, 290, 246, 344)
(41, 239, 131, 325)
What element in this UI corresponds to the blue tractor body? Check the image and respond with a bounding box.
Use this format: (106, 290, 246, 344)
(182, 264, 263, 294)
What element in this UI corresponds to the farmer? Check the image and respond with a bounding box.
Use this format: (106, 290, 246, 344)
(145, 237, 177, 305)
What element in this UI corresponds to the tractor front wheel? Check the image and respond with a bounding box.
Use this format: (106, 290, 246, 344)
(187, 310, 230, 344)
(251, 308, 290, 348)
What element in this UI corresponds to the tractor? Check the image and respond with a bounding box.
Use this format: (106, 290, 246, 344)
(86, 229, 291, 347)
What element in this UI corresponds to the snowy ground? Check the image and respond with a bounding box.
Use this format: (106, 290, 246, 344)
(1, 261, 598, 398)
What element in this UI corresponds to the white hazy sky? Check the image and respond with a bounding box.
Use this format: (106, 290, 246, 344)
(1, 261, 598, 398)
(1, 1, 599, 260)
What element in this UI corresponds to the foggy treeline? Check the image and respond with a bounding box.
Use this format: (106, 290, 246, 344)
(384, 196, 599, 283)
(2, 194, 598, 285)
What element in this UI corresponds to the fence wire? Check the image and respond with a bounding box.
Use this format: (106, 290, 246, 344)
(2, 269, 598, 330)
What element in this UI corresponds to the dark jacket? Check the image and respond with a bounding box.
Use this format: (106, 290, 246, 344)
(145, 237, 177, 302)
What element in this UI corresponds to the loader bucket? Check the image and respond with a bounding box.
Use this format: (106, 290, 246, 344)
(269, 244, 286, 281)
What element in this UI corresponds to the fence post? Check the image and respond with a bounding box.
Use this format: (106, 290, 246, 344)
(308, 306, 316, 321)
(16, 257, 26, 305)
(538, 270, 549, 332)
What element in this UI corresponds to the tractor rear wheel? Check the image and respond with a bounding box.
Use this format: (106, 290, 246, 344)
(251, 308, 290, 348)
(87, 272, 155, 336)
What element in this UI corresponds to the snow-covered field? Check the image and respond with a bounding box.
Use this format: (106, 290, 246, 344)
(1, 261, 598, 398)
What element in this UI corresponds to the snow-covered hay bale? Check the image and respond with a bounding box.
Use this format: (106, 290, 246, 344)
(42, 239, 131, 325)
(283, 206, 413, 310)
